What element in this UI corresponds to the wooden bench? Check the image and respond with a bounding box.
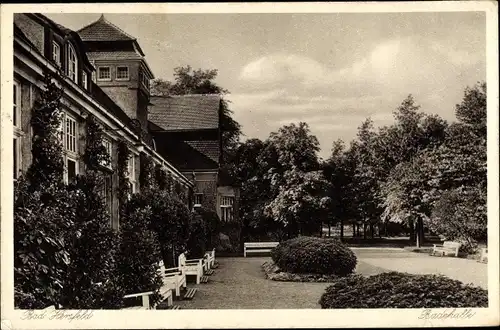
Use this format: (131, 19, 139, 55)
(178, 253, 204, 284)
(204, 248, 216, 269)
(158, 260, 187, 298)
(432, 241, 461, 257)
(244, 242, 279, 257)
(479, 247, 488, 263)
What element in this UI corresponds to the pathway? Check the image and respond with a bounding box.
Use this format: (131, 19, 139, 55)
(175, 248, 488, 309)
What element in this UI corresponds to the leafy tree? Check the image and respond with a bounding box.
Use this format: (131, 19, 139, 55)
(268, 122, 320, 172)
(323, 139, 357, 239)
(264, 170, 331, 238)
(429, 186, 486, 252)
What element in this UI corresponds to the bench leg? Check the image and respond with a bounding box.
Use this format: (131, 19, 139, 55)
(196, 274, 200, 285)
(142, 295, 150, 309)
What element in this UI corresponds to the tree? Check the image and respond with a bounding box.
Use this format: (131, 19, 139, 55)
(264, 170, 331, 238)
(263, 123, 330, 238)
(323, 139, 357, 239)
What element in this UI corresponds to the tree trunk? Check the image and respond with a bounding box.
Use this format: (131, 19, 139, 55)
(378, 223, 382, 238)
(409, 219, 415, 244)
(363, 223, 367, 239)
(328, 221, 331, 237)
(416, 218, 425, 248)
(352, 223, 356, 238)
(384, 222, 388, 237)
(370, 223, 374, 239)
(340, 219, 344, 241)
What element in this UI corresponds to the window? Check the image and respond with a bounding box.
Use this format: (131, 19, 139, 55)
(67, 159, 77, 183)
(67, 43, 78, 83)
(82, 72, 88, 90)
(127, 155, 136, 195)
(98, 67, 111, 81)
(220, 196, 234, 222)
(63, 113, 78, 184)
(139, 70, 150, 89)
(13, 81, 21, 127)
(52, 42, 60, 66)
(194, 193, 203, 208)
(116, 66, 129, 80)
(101, 138, 112, 168)
(64, 115, 77, 153)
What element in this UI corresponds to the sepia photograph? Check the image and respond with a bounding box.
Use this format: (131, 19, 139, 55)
(1, 2, 498, 329)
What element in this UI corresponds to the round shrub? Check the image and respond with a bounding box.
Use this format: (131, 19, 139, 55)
(271, 236, 357, 276)
(319, 272, 488, 308)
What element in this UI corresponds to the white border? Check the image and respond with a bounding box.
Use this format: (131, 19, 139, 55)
(1, 2, 499, 329)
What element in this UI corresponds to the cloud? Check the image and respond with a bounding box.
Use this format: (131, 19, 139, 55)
(234, 37, 485, 158)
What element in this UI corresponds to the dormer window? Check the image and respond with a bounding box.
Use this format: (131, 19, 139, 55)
(67, 43, 78, 83)
(116, 66, 129, 80)
(52, 42, 61, 67)
(98, 67, 111, 81)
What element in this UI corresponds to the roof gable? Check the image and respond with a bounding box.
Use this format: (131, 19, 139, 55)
(149, 95, 221, 131)
(78, 14, 135, 42)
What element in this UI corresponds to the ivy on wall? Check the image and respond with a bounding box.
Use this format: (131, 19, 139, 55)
(26, 73, 65, 190)
(83, 114, 110, 171)
(139, 152, 157, 191)
(117, 141, 131, 212)
(155, 164, 168, 191)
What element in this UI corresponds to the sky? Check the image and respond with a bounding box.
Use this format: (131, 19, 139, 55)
(46, 12, 486, 159)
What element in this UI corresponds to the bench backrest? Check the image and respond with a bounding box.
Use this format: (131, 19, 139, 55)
(178, 253, 187, 267)
(443, 241, 461, 248)
(244, 242, 279, 248)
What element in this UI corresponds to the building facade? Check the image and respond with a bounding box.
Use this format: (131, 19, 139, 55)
(149, 95, 240, 223)
(13, 13, 194, 230)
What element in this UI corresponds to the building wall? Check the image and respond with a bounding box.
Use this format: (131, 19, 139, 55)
(186, 171, 218, 210)
(91, 60, 150, 129)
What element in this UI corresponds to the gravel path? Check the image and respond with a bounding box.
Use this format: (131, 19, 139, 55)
(175, 248, 488, 309)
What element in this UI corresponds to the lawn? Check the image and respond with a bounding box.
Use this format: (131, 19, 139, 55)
(175, 248, 487, 309)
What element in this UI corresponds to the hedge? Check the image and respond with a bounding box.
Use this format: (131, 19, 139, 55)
(319, 272, 488, 308)
(271, 236, 357, 276)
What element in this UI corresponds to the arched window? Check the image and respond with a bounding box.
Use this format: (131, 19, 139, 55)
(67, 43, 78, 83)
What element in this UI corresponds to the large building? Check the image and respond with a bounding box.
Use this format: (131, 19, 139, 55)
(13, 13, 238, 228)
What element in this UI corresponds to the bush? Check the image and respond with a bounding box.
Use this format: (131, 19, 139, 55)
(429, 186, 487, 253)
(271, 236, 357, 276)
(319, 272, 488, 308)
(117, 207, 163, 306)
(14, 178, 75, 309)
(186, 213, 207, 259)
(125, 189, 191, 267)
(195, 207, 221, 249)
(61, 172, 124, 309)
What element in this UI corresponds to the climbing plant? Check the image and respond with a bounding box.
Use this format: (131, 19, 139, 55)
(26, 72, 65, 190)
(155, 164, 168, 191)
(117, 141, 131, 211)
(139, 152, 157, 190)
(83, 114, 110, 171)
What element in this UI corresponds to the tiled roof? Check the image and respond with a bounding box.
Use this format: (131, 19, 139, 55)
(186, 140, 220, 164)
(149, 95, 221, 131)
(155, 139, 219, 171)
(86, 51, 143, 60)
(78, 14, 136, 42)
